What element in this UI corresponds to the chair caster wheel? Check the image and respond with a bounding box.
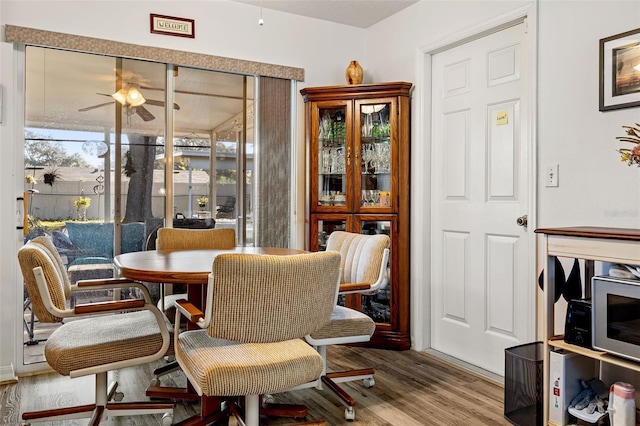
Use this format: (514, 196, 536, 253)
(345, 406, 356, 421)
(161, 412, 173, 425)
(262, 394, 275, 406)
(149, 378, 161, 387)
(113, 391, 124, 401)
(363, 377, 375, 388)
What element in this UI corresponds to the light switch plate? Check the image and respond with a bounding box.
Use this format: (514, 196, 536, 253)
(546, 164, 559, 187)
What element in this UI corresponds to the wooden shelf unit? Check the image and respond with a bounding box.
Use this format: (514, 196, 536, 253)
(535, 226, 640, 425)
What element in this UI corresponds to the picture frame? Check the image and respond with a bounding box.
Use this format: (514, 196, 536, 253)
(599, 28, 640, 111)
(150, 14, 195, 38)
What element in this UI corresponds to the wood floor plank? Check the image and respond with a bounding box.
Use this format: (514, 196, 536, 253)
(1, 346, 512, 425)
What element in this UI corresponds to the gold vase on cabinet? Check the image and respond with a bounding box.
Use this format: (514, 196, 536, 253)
(345, 60, 363, 85)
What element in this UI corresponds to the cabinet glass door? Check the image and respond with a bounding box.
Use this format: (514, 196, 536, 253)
(309, 214, 351, 252)
(357, 217, 394, 324)
(313, 102, 351, 211)
(355, 99, 395, 212)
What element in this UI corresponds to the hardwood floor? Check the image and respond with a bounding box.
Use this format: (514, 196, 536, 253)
(1, 346, 512, 425)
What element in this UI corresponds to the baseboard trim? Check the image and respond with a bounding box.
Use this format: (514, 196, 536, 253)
(0, 364, 18, 385)
(422, 349, 504, 386)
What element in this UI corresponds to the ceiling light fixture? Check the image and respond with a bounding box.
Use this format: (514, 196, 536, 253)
(258, 0, 264, 26)
(126, 86, 146, 107)
(112, 85, 146, 107)
(111, 88, 127, 105)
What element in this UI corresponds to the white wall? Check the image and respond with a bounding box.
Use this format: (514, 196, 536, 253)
(537, 0, 640, 228)
(2, 0, 640, 379)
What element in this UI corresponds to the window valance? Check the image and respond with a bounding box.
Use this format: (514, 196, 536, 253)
(4, 25, 304, 81)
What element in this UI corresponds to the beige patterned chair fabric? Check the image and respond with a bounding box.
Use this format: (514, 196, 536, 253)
(308, 304, 376, 340)
(325, 230, 390, 291)
(176, 251, 341, 397)
(156, 227, 236, 251)
(18, 239, 68, 323)
(30, 235, 72, 297)
(45, 310, 165, 376)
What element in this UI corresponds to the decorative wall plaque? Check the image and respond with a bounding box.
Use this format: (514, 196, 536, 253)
(150, 14, 195, 38)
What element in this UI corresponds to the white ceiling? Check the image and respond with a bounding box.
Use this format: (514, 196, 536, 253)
(230, 0, 418, 28)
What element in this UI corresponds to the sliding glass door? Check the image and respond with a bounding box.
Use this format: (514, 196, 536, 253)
(21, 46, 256, 366)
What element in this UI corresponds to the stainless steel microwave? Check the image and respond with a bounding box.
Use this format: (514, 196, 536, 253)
(592, 275, 640, 362)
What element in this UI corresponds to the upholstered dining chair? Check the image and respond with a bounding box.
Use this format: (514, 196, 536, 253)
(17, 239, 174, 425)
(172, 251, 341, 426)
(155, 227, 236, 313)
(305, 231, 390, 421)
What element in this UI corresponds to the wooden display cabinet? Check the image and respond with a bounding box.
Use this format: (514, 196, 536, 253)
(301, 82, 412, 350)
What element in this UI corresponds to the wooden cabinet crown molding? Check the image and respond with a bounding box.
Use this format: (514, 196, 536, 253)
(301, 82, 413, 102)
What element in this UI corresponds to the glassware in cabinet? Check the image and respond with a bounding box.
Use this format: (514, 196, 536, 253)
(356, 99, 395, 212)
(313, 102, 351, 210)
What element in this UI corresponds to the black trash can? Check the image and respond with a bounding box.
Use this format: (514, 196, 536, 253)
(504, 342, 543, 426)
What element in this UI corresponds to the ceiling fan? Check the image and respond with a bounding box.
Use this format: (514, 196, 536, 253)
(78, 83, 181, 122)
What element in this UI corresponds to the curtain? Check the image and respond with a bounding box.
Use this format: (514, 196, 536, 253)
(255, 77, 291, 247)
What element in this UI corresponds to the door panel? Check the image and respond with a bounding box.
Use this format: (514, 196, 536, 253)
(431, 22, 530, 375)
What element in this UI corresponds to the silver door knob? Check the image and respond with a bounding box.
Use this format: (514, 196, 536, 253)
(516, 215, 528, 227)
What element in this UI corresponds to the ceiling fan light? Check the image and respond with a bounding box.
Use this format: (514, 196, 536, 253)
(112, 88, 128, 105)
(127, 87, 146, 107)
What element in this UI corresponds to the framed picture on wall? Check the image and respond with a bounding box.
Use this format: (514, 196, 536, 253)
(600, 28, 640, 111)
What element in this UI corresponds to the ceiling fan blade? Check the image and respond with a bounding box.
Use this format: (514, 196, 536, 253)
(135, 104, 155, 122)
(78, 101, 114, 112)
(145, 98, 181, 110)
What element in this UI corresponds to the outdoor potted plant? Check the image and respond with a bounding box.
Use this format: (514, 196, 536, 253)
(43, 168, 62, 186)
(197, 196, 208, 209)
(73, 196, 91, 221)
(197, 196, 210, 218)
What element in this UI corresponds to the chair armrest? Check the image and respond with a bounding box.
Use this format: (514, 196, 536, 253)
(74, 299, 146, 315)
(174, 299, 204, 325)
(339, 282, 372, 294)
(72, 279, 153, 303)
(75, 277, 137, 287)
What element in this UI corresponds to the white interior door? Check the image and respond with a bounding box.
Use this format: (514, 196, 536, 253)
(431, 21, 531, 375)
